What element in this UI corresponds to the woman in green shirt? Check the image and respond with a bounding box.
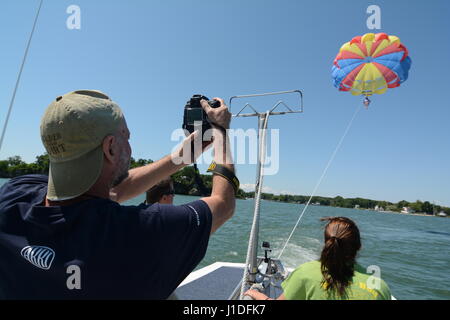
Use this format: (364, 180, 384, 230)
(244, 217, 391, 300)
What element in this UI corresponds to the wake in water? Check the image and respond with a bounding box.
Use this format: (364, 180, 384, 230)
(423, 230, 450, 237)
(271, 237, 321, 269)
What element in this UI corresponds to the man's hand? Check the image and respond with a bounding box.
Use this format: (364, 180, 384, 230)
(200, 98, 231, 130)
(199, 97, 235, 234)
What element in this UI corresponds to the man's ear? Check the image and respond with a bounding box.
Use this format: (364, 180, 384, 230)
(102, 135, 116, 163)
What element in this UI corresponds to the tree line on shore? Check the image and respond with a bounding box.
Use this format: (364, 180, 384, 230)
(239, 192, 450, 215)
(1, 154, 448, 216)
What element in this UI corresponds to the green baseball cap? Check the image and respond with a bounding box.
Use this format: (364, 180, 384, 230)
(40, 90, 123, 201)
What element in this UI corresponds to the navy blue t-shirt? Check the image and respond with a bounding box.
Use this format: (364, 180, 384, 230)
(0, 175, 212, 299)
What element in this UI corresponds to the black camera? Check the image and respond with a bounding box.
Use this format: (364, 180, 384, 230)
(182, 95, 221, 136)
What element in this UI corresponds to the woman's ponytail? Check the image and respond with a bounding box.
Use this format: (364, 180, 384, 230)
(319, 217, 361, 296)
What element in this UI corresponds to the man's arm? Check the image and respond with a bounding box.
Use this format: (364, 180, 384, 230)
(110, 154, 183, 203)
(110, 131, 209, 203)
(199, 98, 236, 234)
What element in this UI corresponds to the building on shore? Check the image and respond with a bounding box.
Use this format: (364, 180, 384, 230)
(401, 207, 415, 214)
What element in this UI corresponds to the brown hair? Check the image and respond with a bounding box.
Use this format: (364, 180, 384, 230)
(319, 217, 361, 297)
(145, 178, 174, 204)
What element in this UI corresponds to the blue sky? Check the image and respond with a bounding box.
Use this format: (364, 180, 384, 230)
(1, 0, 449, 206)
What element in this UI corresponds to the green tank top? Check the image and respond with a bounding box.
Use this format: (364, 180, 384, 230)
(281, 260, 391, 300)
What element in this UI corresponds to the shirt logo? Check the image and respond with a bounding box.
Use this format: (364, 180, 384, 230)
(20, 246, 55, 270)
(187, 205, 201, 227)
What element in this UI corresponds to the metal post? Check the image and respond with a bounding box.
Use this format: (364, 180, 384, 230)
(247, 113, 269, 283)
(229, 90, 303, 299)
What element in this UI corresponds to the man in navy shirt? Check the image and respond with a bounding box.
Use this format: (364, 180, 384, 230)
(0, 90, 236, 299)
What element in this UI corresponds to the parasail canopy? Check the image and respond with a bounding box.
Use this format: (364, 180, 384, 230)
(332, 33, 412, 97)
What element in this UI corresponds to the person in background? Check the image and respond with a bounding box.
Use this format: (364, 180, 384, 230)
(145, 178, 175, 205)
(244, 216, 391, 300)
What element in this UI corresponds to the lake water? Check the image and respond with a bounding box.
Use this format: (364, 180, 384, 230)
(1, 178, 449, 300)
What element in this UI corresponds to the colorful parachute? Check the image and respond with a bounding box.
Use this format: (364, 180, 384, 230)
(332, 33, 412, 103)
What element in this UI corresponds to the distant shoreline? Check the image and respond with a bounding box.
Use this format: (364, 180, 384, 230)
(0, 165, 448, 218)
(258, 198, 447, 218)
(360, 209, 436, 217)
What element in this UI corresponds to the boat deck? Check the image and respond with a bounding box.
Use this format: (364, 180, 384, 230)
(174, 262, 245, 300)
